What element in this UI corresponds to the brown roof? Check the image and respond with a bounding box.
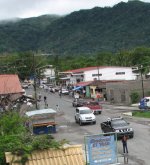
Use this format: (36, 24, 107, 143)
(5, 145, 85, 165)
(0, 74, 23, 95)
(90, 80, 124, 86)
(75, 81, 93, 86)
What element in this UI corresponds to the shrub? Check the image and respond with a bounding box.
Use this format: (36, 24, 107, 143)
(130, 92, 140, 104)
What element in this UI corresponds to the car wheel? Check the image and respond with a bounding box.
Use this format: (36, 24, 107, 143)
(130, 134, 134, 138)
(79, 119, 82, 126)
(93, 121, 96, 125)
(99, 111, 101, 114)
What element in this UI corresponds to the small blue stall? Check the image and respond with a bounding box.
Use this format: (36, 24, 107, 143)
(26, 108, 57, 135)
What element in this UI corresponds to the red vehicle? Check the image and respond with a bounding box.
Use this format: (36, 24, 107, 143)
(84, 101, 102, 114)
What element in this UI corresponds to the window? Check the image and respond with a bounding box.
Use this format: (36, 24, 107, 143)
(116, 72, 125, 75)
(92, 74, 102, 77)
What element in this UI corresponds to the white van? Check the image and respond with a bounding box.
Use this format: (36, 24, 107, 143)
(139, 97, 150, 109)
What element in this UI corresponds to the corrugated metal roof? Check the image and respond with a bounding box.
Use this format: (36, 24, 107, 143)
(5, 145, 85, 165)
(0, 74, 23, 95)
(26, 109, 57, 117)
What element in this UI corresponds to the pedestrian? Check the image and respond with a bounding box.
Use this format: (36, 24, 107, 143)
(122, 135, 128, 154)
(56, 104, 60, 111)
(38, 92, 41, 100)
(74, 92, 79, 99)
(59, 90, 62, 98)
(44, 96, 47, 102)
(83, 89, 86, 98)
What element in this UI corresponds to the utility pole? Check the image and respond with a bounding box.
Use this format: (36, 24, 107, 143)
(140, 65, 145, 98)
(33, 52, 38, 109)
(97, 66, 100, 80)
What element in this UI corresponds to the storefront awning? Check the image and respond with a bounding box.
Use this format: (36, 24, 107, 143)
(72, 86, 83, 91)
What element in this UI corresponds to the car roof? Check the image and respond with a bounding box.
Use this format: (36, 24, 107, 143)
(111, 116, 123, 121)
(77, 107, 91, 110)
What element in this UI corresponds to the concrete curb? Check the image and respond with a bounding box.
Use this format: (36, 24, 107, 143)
(122, 112, 132, 116)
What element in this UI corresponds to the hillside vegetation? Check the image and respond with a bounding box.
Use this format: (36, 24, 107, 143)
(0, 1, 150, 55)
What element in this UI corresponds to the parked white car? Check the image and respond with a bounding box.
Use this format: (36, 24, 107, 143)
(75, 107, 96, 126)
(61, 88, 69, 95)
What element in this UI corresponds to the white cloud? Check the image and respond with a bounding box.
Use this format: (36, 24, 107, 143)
(0, 0, 149, 20)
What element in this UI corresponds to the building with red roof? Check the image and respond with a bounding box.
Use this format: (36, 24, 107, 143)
(59, 66, 139, 86)
(0, 74, 24, 111)
(0, 74, 23, 95)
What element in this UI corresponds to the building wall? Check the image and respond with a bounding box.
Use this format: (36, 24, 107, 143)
(84, 67, 137, 82)
(86, 86, 91, 98)
(44, 68, 55, 77)
(106, 80, 150, 105)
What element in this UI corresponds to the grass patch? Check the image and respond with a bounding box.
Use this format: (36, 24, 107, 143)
(132, 111, 150, 118)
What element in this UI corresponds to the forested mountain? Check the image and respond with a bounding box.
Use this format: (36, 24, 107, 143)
(0, 0, 150, 55)
(0, 15, 61, 52)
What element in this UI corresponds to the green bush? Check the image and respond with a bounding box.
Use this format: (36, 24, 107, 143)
(130, 92, 140, 104)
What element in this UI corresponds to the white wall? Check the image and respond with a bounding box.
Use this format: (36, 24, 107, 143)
(44, 68, 55, 77)
(84, 67, 137, 81)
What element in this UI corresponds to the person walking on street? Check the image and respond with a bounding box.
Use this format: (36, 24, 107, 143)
(38, 92, 41, 101)
(122, 135, 128, 154)
(44, 96, 47, 102)
(44, 96, 47, 107)
(59, 90, 62, 98)
(56, 104, 60, 111)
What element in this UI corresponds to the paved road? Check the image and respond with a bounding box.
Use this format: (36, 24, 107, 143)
(26, 87, 150, 165)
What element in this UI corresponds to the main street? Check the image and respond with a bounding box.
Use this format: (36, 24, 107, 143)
(26, 87, 150, 165)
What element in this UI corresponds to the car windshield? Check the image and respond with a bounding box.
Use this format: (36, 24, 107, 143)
(88, 101, 98, 105)
(80, 109, 92, 114)
(79, 100, 86, 103)
(74, 99, 84, 102)
(111, 119, 128, 127)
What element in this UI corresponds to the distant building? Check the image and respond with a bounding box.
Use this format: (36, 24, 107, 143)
(106, 80, 150, 105)
(0, 74, 24, 111)
(59, 66, 139, 85)
(40, 66, 55, 85)
(0, 74, 23, 95)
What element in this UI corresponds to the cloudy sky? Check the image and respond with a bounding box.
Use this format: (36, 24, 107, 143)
(0, 0, 150, 20)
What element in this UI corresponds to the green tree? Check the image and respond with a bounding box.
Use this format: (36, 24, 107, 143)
(130, 91, 140, 104)
(0, 112, 27, 164)
(0, 111, 65, 165)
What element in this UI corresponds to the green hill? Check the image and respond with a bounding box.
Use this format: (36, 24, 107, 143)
(0, 0, 150, 55)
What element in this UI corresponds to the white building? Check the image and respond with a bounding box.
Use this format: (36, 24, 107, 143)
(40, 66, 55, 85)
(59, 66, 139, 85)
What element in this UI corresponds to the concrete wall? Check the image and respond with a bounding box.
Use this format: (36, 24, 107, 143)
(106, 80, 150, 105)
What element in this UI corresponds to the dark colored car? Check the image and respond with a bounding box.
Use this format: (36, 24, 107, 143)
(100, 117, 134, 138)
(72, 99, 87, 107)
(84, 101, 102, 114)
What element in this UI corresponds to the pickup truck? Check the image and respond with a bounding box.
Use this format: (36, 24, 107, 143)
(100, 117, 134, 138)
(84, 101, 102, 114)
